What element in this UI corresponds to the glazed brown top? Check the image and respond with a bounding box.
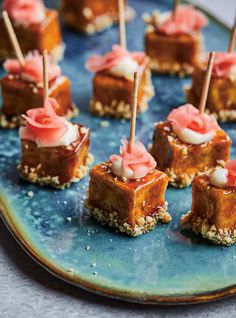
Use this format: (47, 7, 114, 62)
(90, 162, 168, 192)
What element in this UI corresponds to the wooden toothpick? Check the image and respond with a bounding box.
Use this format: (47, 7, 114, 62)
(2, 10, 25, 67)
(199, 52, 215, 114)
(228, 15, 236, 53)
(42, 50, 48, 101)
(172, 0, 179, 20)
(129, 72, 139, 151)
(118, 0, 126, 49)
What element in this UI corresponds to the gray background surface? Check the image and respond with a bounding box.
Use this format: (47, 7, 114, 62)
(1, 0, 236, 317)
(1, 218, 236, 318)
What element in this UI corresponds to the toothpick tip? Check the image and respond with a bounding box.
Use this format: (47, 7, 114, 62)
(208, 51, 216, 67)
(43, 50, 48, 58)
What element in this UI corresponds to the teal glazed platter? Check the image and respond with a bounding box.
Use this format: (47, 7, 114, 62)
(1, 0, 236, 305)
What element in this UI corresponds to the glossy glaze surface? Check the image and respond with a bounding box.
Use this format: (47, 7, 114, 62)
(0, 0, 236, 305)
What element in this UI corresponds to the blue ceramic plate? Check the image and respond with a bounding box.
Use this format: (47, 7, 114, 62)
(0, 0, 235, 305)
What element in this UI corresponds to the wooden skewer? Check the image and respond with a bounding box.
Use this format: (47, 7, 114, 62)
(199, 52, 215, 114)
(129, 72, 139, 151)
(2, 10, 25, 67)
(172, 0, 179, 20)
(118, 0, 126, 49)
(42, 50, 49, 101)
(228, 14, 236, 53)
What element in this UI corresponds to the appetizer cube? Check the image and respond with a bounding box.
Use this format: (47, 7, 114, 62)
(0, 1, 63, 61)
(86, 139, 171, 236)
(86, 46, 154, 119)
(86, 163, 170, 236)
(61, 0, 134, 34)
(144, 5, 207, 75)
(0, 75, 75, 128)
(18, 98, 92, 189)
(0, 52, 77, 128)
(151, 105, 231, 187)
(186, 52, 236, 122)
(19, 125, 91, 189)
(181, 167, 236, 246)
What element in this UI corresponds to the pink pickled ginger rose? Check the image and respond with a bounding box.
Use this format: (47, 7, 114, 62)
(225, 159, 236, 187)
(110, 139, 156, 180)
(212, 52, 236, 78)
(3, 51, 61, 83)
(158, 5, 208, 35)
(3, 0, 45, 25)
(19, 98, 68, 147)
(85, 45, 146, 73)
(167, 104, 218, 135)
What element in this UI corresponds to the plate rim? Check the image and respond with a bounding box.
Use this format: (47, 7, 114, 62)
(0, 1, 233, 305)
(1, 197, 236, 305)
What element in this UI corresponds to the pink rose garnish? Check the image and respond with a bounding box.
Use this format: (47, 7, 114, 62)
(3, 0, 45, 25)
(212, 52, 236, 79)
(110, 139, 156, 180)
(3, 51, 61, 83)
(85, 45, 146, 73)
(19, 98, 68, 147)
(167, 104, 218, 135)
(225, 160, 236, 187)
(158, 5, 208, 35)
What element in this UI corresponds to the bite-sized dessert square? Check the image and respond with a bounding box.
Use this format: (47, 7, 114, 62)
(18, 98, 92, 189)
(0, 52, 77, 128)
(86, 45, 154, 119)
(144, 5, 208, 75)
(151, 104, 231, 187)
(86, 139, 171, 236)
(186, 52, 236, 122)
(181, 160, 236, 246)
(61, 0, 134, 34)
(0, 0, 63, 61)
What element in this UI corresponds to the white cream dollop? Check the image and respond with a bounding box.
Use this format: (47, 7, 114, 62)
(112, 157, 134, 180)
(156, 10, 171, 24)
(229, 65, 236, 81)
(210, 168, 228, 188)
(172, 126, 215, 145)
(109, 56, 139, 80)
(36, 122, 79, 148)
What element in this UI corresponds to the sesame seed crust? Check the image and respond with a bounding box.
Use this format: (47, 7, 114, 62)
(181, 212, 236, 246)
(18, 153, 93, 190)
(85, 201, 171, 236)
(148, 58, 193, 77)
(90, 81, 154, 119)
(162, 161, 226, 188)
(61, 6, 135, 35)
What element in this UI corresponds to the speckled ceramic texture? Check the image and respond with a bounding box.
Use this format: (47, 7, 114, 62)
(0, 0, 236, 305)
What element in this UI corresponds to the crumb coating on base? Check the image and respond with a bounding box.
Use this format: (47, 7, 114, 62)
(162, 160, 226, 188)
(85, 201, 171, 236)
(90, 82, 154, 119)
(149, 58, 194, 77)
(18, 153, 93, 189)
(181, 212, 236, 246)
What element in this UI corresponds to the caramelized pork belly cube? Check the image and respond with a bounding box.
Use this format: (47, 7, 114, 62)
(90, 63, 154, 118)
(86, 162, 171, 236)
(0, 75, 77, 128)
(151, 122, 231, 187)
(61, 0, 130, 34)
(145, 31, 202, 75)
(181, 175, 236, 246)
(0, 10, 62, 62)
(18, 125, 91, 189)
(186, 65, 236, 122)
